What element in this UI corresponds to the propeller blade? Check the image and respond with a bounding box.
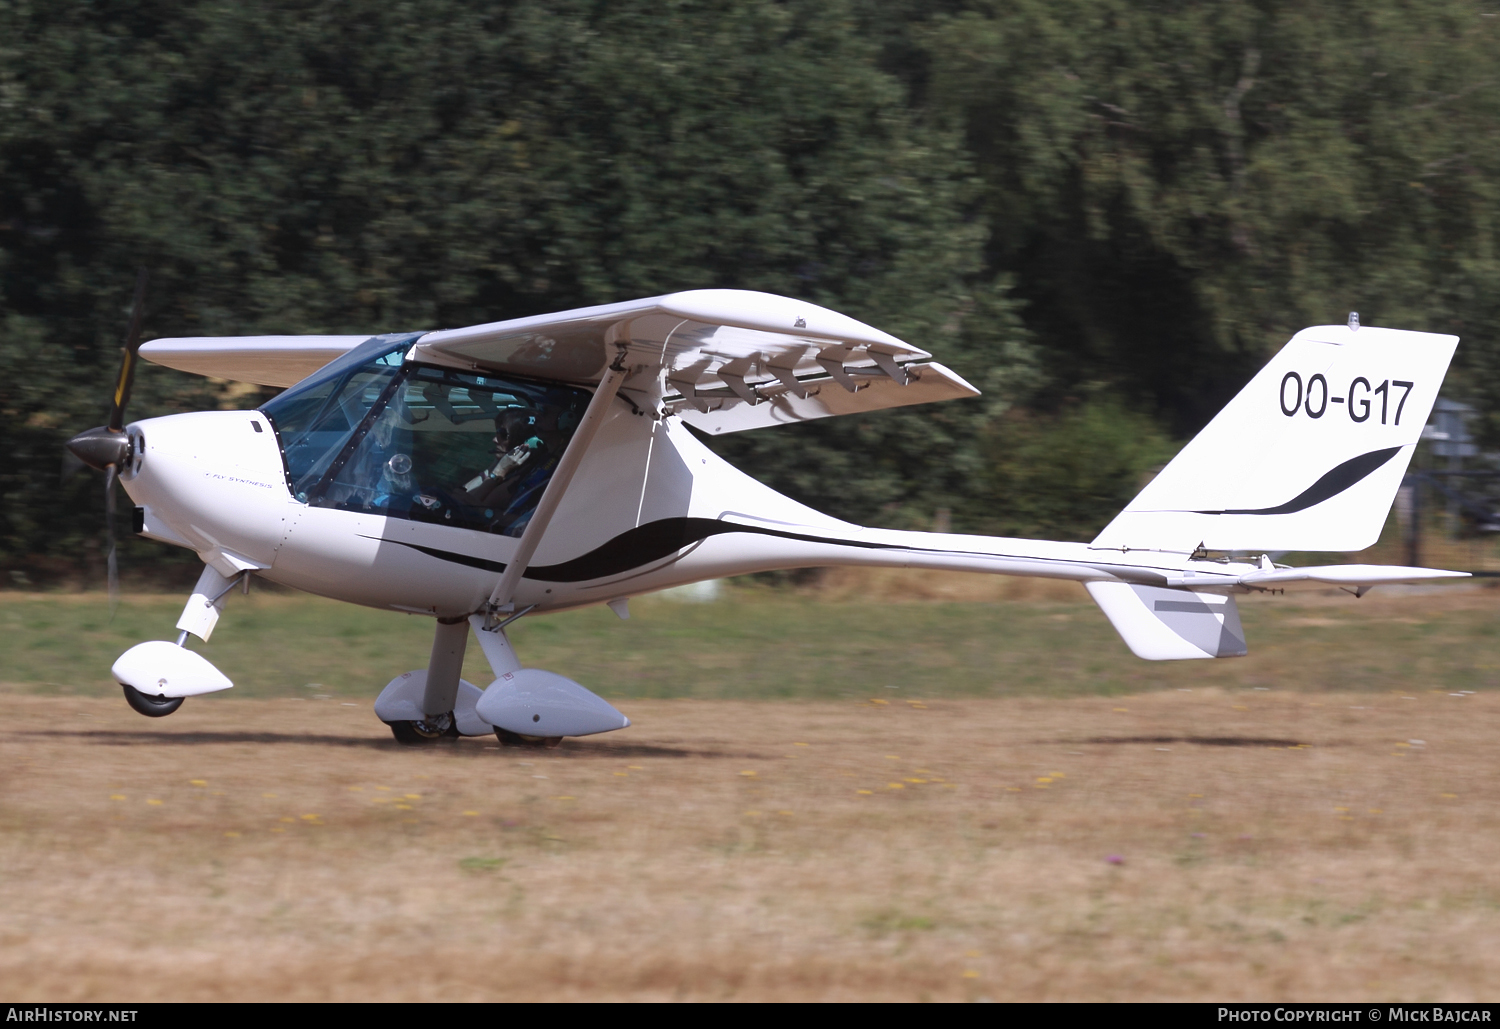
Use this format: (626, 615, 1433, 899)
(105, 464, 119, 617)
(106, 267, 149, 433)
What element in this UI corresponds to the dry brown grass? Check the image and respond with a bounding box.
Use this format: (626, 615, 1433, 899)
(2, 688, 1498, 1001)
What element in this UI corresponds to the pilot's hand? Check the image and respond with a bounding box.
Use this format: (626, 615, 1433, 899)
(493, 444, 533, 478)
(463, 446, 533, 493)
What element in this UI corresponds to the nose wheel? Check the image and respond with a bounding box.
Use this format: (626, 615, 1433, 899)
(121, 684, 184, 718)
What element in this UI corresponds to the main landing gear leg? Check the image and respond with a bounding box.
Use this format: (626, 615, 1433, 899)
(388, 617, 468, 745)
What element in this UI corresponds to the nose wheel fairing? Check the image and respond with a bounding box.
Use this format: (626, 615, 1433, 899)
(112, 640, 233, 699)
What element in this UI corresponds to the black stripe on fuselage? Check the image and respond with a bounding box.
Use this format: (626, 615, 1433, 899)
(1196, 447, 1402, 516)
(363, 517, 908, 584)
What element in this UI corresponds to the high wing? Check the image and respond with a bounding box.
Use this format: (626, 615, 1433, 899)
(139, 290, 979, 430)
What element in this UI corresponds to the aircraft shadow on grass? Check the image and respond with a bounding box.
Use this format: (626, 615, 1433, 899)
(1077, 735, 1306, 748)
(15, 729, 741, 759)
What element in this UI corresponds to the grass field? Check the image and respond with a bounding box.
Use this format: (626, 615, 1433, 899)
(1, 579, 1498, 1001)
(4, 574, 1500, 700)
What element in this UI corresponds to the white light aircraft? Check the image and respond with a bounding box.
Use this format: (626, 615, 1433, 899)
(66, 282, 1466, 746)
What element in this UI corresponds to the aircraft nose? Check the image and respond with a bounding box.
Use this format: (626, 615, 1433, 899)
(66, 425, 131, 472)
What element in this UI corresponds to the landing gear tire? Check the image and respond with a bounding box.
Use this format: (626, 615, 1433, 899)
(122, 684, 184, 718)
(387, 713, 459, 745)
(494, 728, 562, 749)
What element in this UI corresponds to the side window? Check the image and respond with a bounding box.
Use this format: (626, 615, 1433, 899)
(307, 365, 589, 537)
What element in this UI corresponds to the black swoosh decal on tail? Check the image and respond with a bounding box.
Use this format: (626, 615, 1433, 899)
(1197, 446, 1402, 516)
(366, 517, 908, 584)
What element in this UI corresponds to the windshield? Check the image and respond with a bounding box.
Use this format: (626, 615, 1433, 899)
(260, 333, 419, 499)
(291, 363, 590, 537)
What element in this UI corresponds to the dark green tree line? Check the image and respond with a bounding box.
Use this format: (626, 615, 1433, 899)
(0, 0, 1024, 582)
(5, 0, 1500, 584)
(921, 0, 1500, 435)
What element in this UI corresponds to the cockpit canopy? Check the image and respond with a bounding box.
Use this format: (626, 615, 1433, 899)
(261, 334, 590, 537)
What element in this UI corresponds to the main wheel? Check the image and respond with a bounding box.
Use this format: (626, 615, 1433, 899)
(122, 684, 183, 718)
(494, 728, 563, 749)
(388, 712, 457, 745)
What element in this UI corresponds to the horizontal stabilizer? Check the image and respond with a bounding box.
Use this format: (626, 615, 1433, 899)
(1236, 564, 1469, 589)
(1086, 582, 1247, 661)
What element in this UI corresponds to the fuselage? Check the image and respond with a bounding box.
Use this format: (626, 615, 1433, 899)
(119, 357, 1258, 620)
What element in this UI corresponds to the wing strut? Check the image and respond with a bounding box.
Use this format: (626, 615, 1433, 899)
(485, 348, 630, 617)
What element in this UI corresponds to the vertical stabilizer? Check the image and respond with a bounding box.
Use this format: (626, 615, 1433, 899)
(1092, 324, 1457, 553)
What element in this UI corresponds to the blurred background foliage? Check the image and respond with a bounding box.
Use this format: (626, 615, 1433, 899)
(2, 0, 1498, 582)
(971, 397, 1178, 541)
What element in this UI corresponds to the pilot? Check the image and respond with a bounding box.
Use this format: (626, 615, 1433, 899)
(462, 408, 547, 505)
